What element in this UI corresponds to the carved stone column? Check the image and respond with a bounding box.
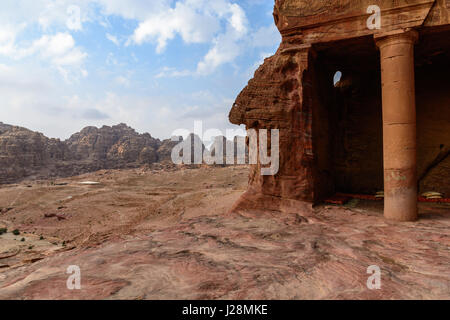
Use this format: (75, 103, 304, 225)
(376, 30, 419, 221)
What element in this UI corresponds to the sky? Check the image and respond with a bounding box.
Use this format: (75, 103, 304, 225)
(0, 0, 280, 140)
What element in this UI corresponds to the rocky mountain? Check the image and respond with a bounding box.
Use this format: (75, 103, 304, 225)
(156, 137, 182, 162)
(0, 122, 248, 184)
(66, 124, 161, 166)
(0, 123, 182, 184)
(0, 123, 69, 184)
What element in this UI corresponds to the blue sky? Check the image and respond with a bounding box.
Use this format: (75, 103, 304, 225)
(0, 0, 280, 140)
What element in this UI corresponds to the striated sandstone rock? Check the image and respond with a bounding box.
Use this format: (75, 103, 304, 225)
(66, 123, 160, 166)
(0, 123, 69, 184)
(0, 122, 250, 184)
(230, 48, 316, 210)
(0, 122, 248, 184)
(0, 123, 166, 184)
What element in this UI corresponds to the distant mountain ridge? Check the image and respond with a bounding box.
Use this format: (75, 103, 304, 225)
(0, 122, 179, 184)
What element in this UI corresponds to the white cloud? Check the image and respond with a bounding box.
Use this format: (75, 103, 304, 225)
(106, 33, 120, 46)
(155, 67, 193, 78)
(121, 0, 278, 76)
(24, 33, 87, 80)
(1, 0, 276, 78)
(228, 3, 248, 35)
(0, 15, 87, 81)
(197, 31, 242, 75)
(0, 1, 93, 82)
(128, 0, 248, 74)
(66, 5, 83, 31)
(0, 23, 27, 57)
(53, 48, 87, 67)
(195, 2, 249, 75)
(32, 33, 75, 56)
(0, 0, 93, 32)
(129, 1, 222, 53)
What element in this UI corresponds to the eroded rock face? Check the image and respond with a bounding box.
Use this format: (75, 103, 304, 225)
(157, 138, 182, 162)
(0, 122, 246, 184)
(0, 123, 170, 184)
(66, 123, 160, 166)
(230, 49, 316, 210)
(0, 123, 69, 184)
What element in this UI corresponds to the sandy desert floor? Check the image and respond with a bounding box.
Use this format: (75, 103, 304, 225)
(0, 165, 449, 299)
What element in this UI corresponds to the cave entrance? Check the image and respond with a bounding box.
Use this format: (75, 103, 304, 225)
(311, 31, 450, 205)
(312, 36, 384, 202)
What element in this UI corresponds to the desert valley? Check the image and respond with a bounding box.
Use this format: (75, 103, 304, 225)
(0, 123, 448, 299)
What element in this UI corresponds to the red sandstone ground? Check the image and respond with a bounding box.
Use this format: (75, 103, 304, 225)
(0, 166, 448, 300)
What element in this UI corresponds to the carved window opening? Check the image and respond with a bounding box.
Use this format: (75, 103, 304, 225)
(333, 71, 342, 87)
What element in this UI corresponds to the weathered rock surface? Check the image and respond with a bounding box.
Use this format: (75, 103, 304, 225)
(0, 122, 185, 184)
(0, 123, 70, 184)
(0, 166, 448, 299)
(66, 123, 161, 166)
(157, 137, 180, 162)
(0, 122, 246, 184)
(230, 48, 316, 210)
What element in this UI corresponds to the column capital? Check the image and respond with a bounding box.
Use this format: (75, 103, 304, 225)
(375, 29, 419, 49)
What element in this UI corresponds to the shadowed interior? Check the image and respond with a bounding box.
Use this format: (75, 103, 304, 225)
(312, 30, 450, 201)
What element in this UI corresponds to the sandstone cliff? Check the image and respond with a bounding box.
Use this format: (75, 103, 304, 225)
(66, 123, 161, 167)
(0, 122, 181, 184)
(0, 122, 248, 184)
(0, 123, 69, 184)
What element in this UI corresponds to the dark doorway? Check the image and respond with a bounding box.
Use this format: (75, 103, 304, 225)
(416, 29, 450, 197)
(312, 36, 383, 202)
